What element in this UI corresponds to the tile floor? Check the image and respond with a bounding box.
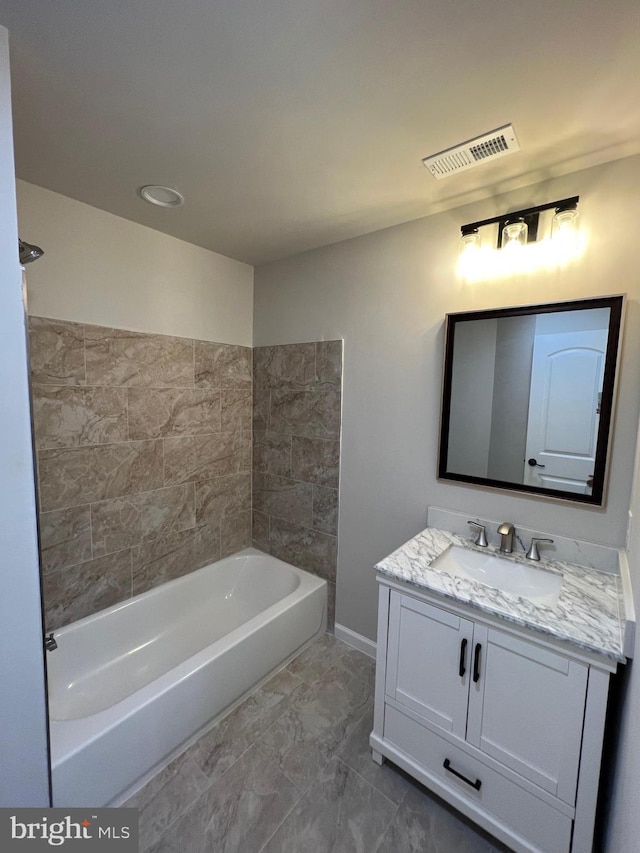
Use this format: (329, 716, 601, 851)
(126, 633, 508, 852)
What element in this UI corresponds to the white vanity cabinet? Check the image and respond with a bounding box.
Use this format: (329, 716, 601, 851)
(371, 581, 617, 853)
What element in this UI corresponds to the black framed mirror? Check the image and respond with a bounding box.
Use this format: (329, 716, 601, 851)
(438, 295, 624, 505)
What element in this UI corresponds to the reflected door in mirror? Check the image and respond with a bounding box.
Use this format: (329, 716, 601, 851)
(524, 328, 607, 494)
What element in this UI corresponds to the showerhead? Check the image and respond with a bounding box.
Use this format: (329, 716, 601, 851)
(19, 238, 44, 264)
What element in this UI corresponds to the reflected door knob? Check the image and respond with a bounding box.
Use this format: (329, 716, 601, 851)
(527, 458, 546, 468)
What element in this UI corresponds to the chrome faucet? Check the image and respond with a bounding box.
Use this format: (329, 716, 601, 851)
(467, 520, 488, 547)
(526, 537, 554, 561)
(497, 522, 515, 554)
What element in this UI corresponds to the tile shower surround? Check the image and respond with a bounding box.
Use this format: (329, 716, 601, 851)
(252, 341, 342, 627)
(29, 317, 253, 630)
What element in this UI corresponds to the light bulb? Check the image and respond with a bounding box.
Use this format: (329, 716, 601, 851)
(502, 220, 528, 249)
(460, 230, 480, 255)
(552, 207, 579, 242)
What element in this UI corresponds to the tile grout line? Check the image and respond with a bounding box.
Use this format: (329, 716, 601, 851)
(255, 787, 306, 853)
(139, 679, 313, 851)
(332, 753, 400, 811)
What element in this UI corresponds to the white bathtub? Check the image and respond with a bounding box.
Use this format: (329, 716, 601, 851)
(46, 547, 327, 807)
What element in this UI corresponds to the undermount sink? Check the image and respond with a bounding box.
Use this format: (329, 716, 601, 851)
(432, 545, 563, 607)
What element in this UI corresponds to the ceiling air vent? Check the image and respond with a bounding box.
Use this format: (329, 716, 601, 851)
(422, 124, 520, 180)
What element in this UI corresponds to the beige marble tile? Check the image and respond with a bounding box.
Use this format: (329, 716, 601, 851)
(269, 516, 337, 581)
(39, 505, 92, 573)
(241, 430, 252, 472)
(132, 523, 221, 595)
(163, 433, 243, 485)
(127, 388, 221, 439)
(32, 385, 128, 449)
(253, 472, 313, 527)
(312, 485, 339, 536)
(91, 483, 196, 557)
(38, 440, 164, 512)
(252, 387, 270, 431)
(84, 325, 194, 387)
(43, 549, 132, 631)
(221, 510, 252, 558)
(28, 317, 86, 386)
(291, 435, 339, 487)
(315, 340, 343, 387)
(220, 389, 252, 431)
(194, 341, 252, 389)
(195, 473, 251, 525)
(252, 431, 292, 477)
(270, 388, 341, 438)
(253, 343, 317, 390)
(252, 510, 270, 552)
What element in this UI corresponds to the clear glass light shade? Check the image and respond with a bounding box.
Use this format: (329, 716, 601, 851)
(502, 220, 528, 249)
(551, 207, 579, 241)
(460, 231, 481, 254)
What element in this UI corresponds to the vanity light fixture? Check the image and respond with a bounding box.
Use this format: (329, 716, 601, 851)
(459, 195, 579, 252)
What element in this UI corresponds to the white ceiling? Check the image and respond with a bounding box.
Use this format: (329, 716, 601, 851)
(2, 1, 639, 265)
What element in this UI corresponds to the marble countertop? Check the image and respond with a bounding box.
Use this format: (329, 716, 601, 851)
(375, 527, 627, 663)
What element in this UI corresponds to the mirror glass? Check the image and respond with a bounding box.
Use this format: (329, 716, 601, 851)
(438, 295, 624, 504)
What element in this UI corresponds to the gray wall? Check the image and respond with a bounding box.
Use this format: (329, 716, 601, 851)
(253, 154, 640, 643)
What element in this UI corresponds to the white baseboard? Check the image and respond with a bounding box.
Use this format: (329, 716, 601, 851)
(334, 623, 377, 659)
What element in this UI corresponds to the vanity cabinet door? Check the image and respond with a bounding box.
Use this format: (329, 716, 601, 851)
(466, 625, 588, 805)
(385, 591, 473, 739)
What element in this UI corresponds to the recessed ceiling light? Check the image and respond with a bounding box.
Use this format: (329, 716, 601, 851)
(137, 185, 184, 208)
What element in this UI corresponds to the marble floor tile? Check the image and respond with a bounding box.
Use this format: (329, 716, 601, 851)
(147, 745, 301, 853)
(261, 756, 397, 853)
(337, 707, 409, 805)
(334, 647, 376, 689)
(186, 668, 308, 784)
(256, 658, 373, 790)
(376, 777, 507, 853)
(285, 632, 350, 685)
(126, 751, 209, 851)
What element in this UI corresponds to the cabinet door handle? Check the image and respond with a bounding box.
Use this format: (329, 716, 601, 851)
(473, 643, 482, 683)
(443, 758, 482, 791)
(458, 638, 468, 677)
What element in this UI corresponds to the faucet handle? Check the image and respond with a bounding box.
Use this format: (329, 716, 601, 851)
(526, 538, 554, 561)
(467, 521, 488, 547)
